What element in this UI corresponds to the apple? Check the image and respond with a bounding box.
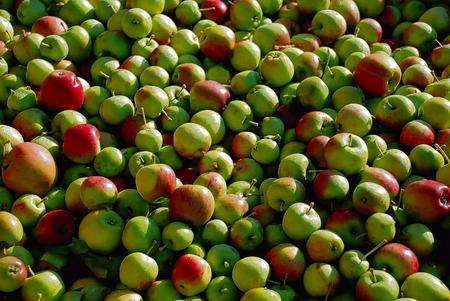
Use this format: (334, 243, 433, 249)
(80, 176, 118, 210)
(241, 288, 281, 301)
(2, 142, 57, 196)
(162, 221, 194, 251)
(403, 179, 450, 223)
(401, 272, 450, 301)
(400, 223, 434, 258)
(354, 52, 401, 96)
(119, 252, 158, 291)
(352, 182, 390, 215)
(78, 209, 124, 254)
(282, 202, 321, 241)
(326, 209, 365, 248)
(146, 279, 182, 301)
(39, 70, 84, 112)
(373, 149, 412, 182)
(295, 111, 335, 143)
(307, 229, 345, 262)
(172, 254, 211, 296)
(169, 184, 215, 227)
(311, 9, 347, 44)
(324, 133, 369, 176)
(34, 209, 75, 245)
(366, 213, 396, 245)
(230, 217, 263, 251)
(31, 16, 68, 36)
(232, 256, 269, 292)
(313, 169, 350, 201)
(63, 124, 101, 164)
(329, 0, 360, 28)
(303, 263, 340, 297)
(206, 244, 240, 276)
(200, 25, 235, 62)
(374, 243, 419, 282)
(356, 269, 399, 301)
(214, 194, 249, 225)
(403, 22, 437, 53)
(21, 270, 65, 301)
(173, 123, 212, 159)
(0, 256, 27, 292)
(135, 164, 177, 202)
(266, 243, 305, 283)
(400, 120, 435, 148)
(205, 275, 238, 301)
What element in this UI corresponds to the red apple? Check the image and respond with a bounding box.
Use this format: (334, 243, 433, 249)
(266, 243, 306, 283)
(34, 210, 75, 245)
(400, 120, 435, 148)
(359, 166, 400, 199)
(172, 254, 211, 296)
(190, 80, 231, 113)
(31, 16, 68, 36)
(306, 135, 330, 168)
(39, 70, 84, 112)
(374, 243, 419, 282)
(201, 0, 229, 23)
(2, 142, 57, 196)
(169, 184, 215, 227)
(403, 179, 450, 223)
(135, 164, 177, 202)
(354, 52, 402, 96)
(63, 124, 101, 164)
(120, 115, 153, 146)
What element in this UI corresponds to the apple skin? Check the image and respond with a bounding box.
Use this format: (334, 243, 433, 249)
(120, 115, 154, 146)
(303, 263, 340, 297)
(33, 209, 75, 245)
(401, 272, 450, 301)
(400, 120, 435, 148)
(403, 179, 450, 223)
(354, 52, 401, 96)
(21, 270, 65, 301)
(0, 256, 27, 292)
(63, 124, 101, 164)
(201, 0, 229, 23)
(359, 166, 400, 199)
(200, 25, 235, 61)
(190, 80, 230, 113)
(38, 70, 84, 112)
(265, 243, 306, 283)
(135, 164, 177, 202)
(356, 270, 399, 301)
(2, 142, 57, 196)
(172, 254, 212, 296)
(373, 243, 419, 283)
(326, 209, 365, 248)
(232, 256, 270, 292)
(31, 16, 68, 36)
(169, 184, 215, 227)
(324, 133, 368, 176)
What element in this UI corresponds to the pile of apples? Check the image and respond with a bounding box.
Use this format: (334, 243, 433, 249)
(0, 0, 450, 300)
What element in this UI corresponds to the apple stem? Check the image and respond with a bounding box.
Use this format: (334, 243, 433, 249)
(174, 85, 187, 100)
(212, 162, 219, 170)
(161, 109, 172, 121)
(326, 66, 334, 77)
(249, 121, 259, 127)
(434, 39, 443, 47)
(355, 232, 367, 241)
(140, 107, 147, 125)
(325, 285, 331, 301)
(99, 71, 110, 79)
(354, 27, 360, 38)
(267, 279, 281, 285)
(397, 189, 404, 208)
(362, 239, 388, 260)
(283, 273, 288, 286)
(37, 293, 43, 301)
(431, 70, 440, 83)
(306, 202, 315, 213)
(264, 134, 281, 141)
(246, 211, 255, 218)
(146, 240, 159, 255)
(246, 178, 257, 195)
(370, 268, 377, 283)
(41, 42, 50, 48)
(219, 287, 229, 293)
(274, 45, 294, 50)
(348, 134, 353, 146)
(435, 144, 450, 163)
(374, 140, 386, 157)
(2, 248, 6, 255)
(223, 261, 230, 269)
(158, 244, 166, 252)
(27, 265, 35, 276)
(200, 7, 216, 12)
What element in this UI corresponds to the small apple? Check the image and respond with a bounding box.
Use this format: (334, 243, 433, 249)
(172, 254, 212, 296)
